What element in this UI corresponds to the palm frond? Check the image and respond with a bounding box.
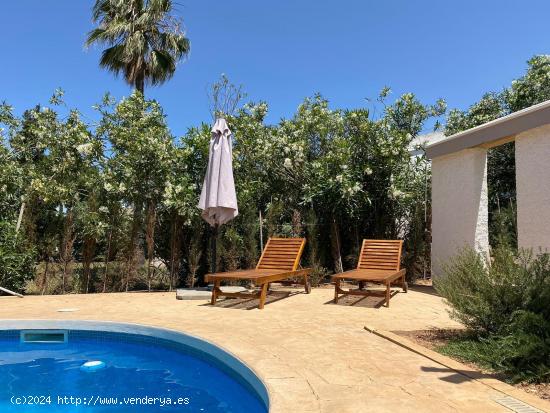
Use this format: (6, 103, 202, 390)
(91, 0, 112, 22)
(85, 28, 107, 47)
(156, 32, 190, 58)
(99, 45, 127, 74)
(88, 0, 189, 91)
(149, 49, 176, 84)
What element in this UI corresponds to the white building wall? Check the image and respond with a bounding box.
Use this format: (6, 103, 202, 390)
(515, 124, 550, 252)
(431, 148, 489, 277)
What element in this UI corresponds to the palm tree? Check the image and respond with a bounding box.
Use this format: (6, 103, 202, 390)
(86, 0, 190, 94)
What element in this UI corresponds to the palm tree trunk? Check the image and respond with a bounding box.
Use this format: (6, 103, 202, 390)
(135, 72, 145, 95)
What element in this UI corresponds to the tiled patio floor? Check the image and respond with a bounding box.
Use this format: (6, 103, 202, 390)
(0, 286, 530, 412)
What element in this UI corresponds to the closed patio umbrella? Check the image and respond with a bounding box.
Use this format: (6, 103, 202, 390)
(198, 118, 238, 274)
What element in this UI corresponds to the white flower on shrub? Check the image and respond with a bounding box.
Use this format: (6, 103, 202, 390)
(392, 189, 404, 198)
(283, 158, 292, 168)
(76, 143, 93, 156)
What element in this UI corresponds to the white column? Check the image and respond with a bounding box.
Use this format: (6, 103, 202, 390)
(515, 124, 550, 252)
(431, 148, 489, 278)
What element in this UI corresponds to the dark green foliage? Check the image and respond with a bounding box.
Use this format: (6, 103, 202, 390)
(440, 312, 550, 383)
(436, 247, 522, 334)
(490, 206, 517, 249)
(487, 142, 516, 238)
(444, 57, 550, 251)
(505, 55, 550, 112)
(0, 221, 36, 292)
(436, 247, 550, 382)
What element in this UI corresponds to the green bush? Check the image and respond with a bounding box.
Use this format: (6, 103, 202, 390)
(436, 246, 550, 382)
(0, 221, 35, 292)
(435, 246, 531, 334)
(439, 311, 550, 383)
(308, 264, 331, 287)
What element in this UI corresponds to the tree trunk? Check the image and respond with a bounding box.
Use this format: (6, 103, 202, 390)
(169, 214, 182, 291)
(291, 209, 302, 236)
(41, 258, 50, 295)
(16, 202, 25, 233)
(83, 236, 96, 293)
(61, 208, 76, 294)
(21, 196, 38, 247)
(330, 218, 343, 274)
(103, 228, 113, 293)
(145, 200, 156, 292)
(187, 239, 202, 288)
(125, 202, 143, 292)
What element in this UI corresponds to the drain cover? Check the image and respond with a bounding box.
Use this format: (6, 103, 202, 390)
(495, 396, 543, 413)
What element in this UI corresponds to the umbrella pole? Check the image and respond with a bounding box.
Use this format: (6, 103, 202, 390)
(211, 224, 219, 274)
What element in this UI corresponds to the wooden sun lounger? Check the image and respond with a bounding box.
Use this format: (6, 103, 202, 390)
(205, 237, 311, 309)
(332, 239, 407, 307)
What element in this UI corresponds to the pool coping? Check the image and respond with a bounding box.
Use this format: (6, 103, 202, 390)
(0, 319, 270, 412)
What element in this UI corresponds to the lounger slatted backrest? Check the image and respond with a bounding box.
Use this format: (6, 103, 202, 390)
(256, 237, 306, 271)
(357, 239, 403, 271)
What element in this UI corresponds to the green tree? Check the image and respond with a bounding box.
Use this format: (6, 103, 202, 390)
(444, 55, 550, 248)
(161, 137, 206, 289)
(86, 0, 191, 94)
(0, 222, 35, 292)
(0, 104, 23, 222)
(96, 92, 174, 291)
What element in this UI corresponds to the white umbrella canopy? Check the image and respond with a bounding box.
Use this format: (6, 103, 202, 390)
(198, 118, 238, 275)
(198, 118, 239, 226)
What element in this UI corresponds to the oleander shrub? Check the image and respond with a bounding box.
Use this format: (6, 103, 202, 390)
(0, 221, 36, 292)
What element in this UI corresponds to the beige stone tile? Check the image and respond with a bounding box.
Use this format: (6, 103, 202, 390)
(0, 288, 529, 412)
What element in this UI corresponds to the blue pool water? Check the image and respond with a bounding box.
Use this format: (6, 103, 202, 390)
(0, 331, 267, 413)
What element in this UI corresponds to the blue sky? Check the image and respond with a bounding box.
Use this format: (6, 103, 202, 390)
(1, 0, 549, 137)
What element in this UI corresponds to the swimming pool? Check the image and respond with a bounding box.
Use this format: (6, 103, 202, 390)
(0, 321, 269, 412)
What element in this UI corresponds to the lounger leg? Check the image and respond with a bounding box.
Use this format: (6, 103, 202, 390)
(358, 280, 365, 290)
(211, 280, 220, 305)
(385, 283, 390, 307)
(258, 283, 268, 309)
(402, 275, 408, 293)
(334, 278, 340, 304)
